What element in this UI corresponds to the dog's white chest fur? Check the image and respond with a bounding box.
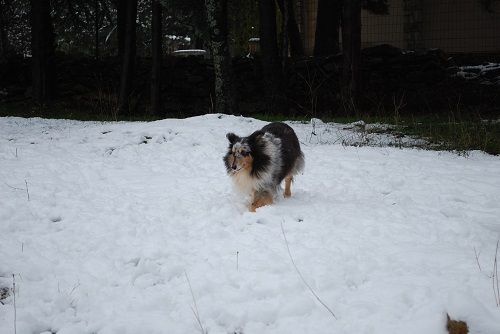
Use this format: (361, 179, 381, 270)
(231, 170, 255, 195)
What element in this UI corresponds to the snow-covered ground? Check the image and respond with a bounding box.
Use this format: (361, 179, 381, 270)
(1, 114, 500, 334)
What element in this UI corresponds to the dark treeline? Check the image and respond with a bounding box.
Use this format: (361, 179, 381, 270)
(0, 0, 498, 119)
(1, 0, 261, 117)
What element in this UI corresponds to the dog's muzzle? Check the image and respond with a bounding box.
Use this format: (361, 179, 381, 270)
(231, 166, 242, 173)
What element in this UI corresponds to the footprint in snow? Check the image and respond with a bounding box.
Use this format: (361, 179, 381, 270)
(0, 287, 9, 301)
(50, 216, 62, 223)
(139, 135, 152, 144)
(157, 135, 168, 143)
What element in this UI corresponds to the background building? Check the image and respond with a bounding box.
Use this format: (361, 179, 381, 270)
(297, 0, 500, 55)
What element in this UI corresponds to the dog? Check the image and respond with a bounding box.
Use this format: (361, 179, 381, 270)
(223, 122, 304, 212)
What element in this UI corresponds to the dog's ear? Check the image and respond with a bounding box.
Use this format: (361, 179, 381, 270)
(249, 130, 264, 141)
(226, 133, 240, 144)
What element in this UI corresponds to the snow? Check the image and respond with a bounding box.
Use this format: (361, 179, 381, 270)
(165, 35, 191, 42)
(172, 49, 206, 56)
(1, 114, 500, 334)
(455, 62, 500, 85)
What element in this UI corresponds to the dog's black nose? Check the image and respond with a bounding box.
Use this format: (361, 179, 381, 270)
(232, 165, 237, 170)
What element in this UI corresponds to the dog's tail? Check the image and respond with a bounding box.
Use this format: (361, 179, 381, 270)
(292, 151, 305, 175)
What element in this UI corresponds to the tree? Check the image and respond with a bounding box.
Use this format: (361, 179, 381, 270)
(276, 0, 303, 58)
(259, 0, 284, 112)
(313, 0, 387, 58)
(30, 0, 55, 104)
(1, 0, 29, 57)
(116, 0, 127, 58)
(259, 0, 279, 67)
(118, 0, 138, 114)
(151, 0, 163, 115)
(228, 0, 259, 56)
(342, 0, 361, 97)
(161, 0, 207, 52)
(314, 0, 342, 57)
(206, 0, 238, 114)
(0, 0, 10, 59)
(94, 0, 100, 59)
(48, 0, 116, 56)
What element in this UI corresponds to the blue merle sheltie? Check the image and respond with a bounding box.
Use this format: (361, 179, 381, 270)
(224, 122, 304, 212)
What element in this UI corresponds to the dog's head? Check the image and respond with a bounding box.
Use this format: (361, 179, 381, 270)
(224, 130, 269, 177)
(224, 132, 254, 174)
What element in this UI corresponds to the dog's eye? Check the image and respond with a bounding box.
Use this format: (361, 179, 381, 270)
(241, 151, 250, 157)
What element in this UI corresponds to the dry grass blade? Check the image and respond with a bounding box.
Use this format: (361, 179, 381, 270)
(473, 246, 482, 272)
(280, 221, 337, 320)
(13, 274, 17, 334)
(24, 180, 30, 201)
(184, 271, 206, 334)
(493, 240, 499, 307)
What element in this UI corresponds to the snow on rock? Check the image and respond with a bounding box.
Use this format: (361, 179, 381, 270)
(1, 114, 499, 334)
(455, 62, 500, 86)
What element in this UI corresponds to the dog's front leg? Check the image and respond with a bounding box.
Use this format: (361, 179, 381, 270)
(284, 175, 293, 198)
(250, 190, 273, 212)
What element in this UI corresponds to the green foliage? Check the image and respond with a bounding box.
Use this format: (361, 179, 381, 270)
(51, 0, 117, 56)
(252, 111, 500, 155)
(1, 0, 261, 57)
(1, 0, 30, 56)
(332, 112, 500, 155)
(228, 0, 258, 56)
(160, 0, 258, 56)
(402, 115, 500, 155)
(159, 0, 208, 49)
(4, 0, 211, 57)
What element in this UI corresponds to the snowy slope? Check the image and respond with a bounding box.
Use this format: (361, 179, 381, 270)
(1, 114, 500, 334)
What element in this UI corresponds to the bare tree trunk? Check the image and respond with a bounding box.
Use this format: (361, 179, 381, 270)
(286, 0, 303, 58)
(281, 0, 289, 67)
(259, 0, 284, 113)
(194, 35, 204, 49)
(0, 0, 10, 60)
(205, 0, 238, 114)
(314, 0, 342, 56)
(276, 0, 304, 58)
(94, 0, 100, 59)
(118, 0, 137, 115)
(342, 0, 361, 97)
(30, 0, 55, 104)
(116, 0, 126, 58)
(151, 0, 162, 116)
